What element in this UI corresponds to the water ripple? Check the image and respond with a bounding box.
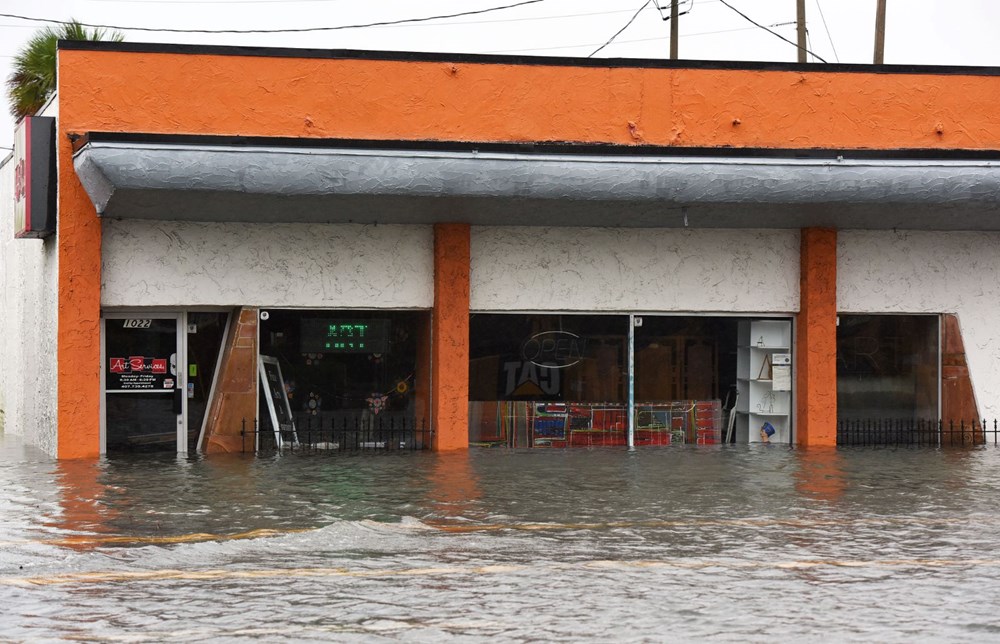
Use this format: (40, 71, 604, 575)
(3, 437, 1000, 641)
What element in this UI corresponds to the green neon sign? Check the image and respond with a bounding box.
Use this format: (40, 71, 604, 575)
(301, 319, 390, 354)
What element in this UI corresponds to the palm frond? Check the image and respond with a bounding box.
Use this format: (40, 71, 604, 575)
(6, 20, 124, 119)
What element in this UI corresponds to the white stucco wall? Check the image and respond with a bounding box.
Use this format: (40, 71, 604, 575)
(96, 222, 1000, 423)
(839, 230, 1000, 419)
(101, 220, 434, 309)
(0, 152, 59, 455)
(471, 227, 800, 313)
(1, 154, 9, 431)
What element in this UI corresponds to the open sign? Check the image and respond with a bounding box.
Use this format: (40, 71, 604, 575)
(520, 331, 588, 369)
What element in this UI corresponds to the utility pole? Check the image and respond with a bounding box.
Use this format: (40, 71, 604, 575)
(796, 0, 807, 63)
(874, 0, 887, 64)
(670, 0, 679, 60)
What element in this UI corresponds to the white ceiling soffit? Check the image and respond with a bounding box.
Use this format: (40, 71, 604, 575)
(72, 140, 1000, 230)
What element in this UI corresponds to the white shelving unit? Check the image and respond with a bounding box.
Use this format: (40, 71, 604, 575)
(736, 319, 792, 443)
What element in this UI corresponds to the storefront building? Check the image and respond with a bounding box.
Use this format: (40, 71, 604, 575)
(0, 42, 995, 457)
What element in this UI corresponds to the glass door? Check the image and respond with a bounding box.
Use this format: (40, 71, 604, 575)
(186, 312, 230, 453)
(103, 314, 184, 454)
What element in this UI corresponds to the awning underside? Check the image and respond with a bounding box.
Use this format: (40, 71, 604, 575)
(72, 139, 1000, 230)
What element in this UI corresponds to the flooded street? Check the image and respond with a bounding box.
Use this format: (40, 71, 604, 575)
(3, 435, 1000, 642)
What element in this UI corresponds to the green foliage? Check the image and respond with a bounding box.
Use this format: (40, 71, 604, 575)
(6, 20, 124, 120)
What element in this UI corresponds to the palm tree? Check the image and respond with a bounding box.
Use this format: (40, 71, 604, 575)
(6, 20, 124, 120)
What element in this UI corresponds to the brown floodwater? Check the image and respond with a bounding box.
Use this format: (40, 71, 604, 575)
(2, 433, 999, 641)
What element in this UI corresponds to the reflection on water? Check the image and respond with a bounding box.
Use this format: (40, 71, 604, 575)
(3, 434, 1000, 641)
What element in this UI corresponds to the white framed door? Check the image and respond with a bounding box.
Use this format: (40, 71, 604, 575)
(101, 311, 187, 454)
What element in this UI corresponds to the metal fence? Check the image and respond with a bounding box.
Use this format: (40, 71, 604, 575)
(241, 414, 431, 454)
(240, 415, 1000, 453)
(836, 419, 999, 447)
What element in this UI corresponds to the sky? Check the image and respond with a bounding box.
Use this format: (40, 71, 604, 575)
(2, 0, 1000, 152)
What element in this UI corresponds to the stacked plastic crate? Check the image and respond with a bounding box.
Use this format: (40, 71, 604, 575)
(695, 400, 723, 444)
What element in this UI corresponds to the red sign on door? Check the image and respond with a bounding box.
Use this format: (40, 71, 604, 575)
(107, 356, 172, 390)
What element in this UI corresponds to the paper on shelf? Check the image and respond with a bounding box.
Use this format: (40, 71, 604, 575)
(772, 364, 791, 391)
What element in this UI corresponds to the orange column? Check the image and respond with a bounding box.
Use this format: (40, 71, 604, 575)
(432, 223, 470, 451)
(57, 136, 103, 459)
(796, 228, 838, 447)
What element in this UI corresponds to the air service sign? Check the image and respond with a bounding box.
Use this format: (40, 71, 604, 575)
(107, 355, 173, 390)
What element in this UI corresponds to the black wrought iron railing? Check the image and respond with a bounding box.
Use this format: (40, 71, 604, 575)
(241, 414, 431, 454)
(239, 416, 999, 452)
(836, 418, 998, 447)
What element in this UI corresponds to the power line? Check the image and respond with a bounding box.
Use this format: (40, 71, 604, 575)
(655, 0, 693, 22)
(716, 0, 828, 63)
(345, 7, 640, 30)
(0, 1, 717, 35)
(0, 10, 650, 32)
(590, 0, 693, 58)
(814, 0, 839, 63)
(0, 1, 546, 34)
(486, 24, 759, 55)
(590, 0, 651, 58)
(806, 24, 815, 63)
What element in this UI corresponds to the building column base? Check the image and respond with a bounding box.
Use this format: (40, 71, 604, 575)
(796, 228, 838, 447)
(431, 223, 470, 451)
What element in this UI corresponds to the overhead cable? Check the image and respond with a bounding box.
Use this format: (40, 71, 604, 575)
(589, 0, 651, 58)
(487, 24, 759, 55)
(655, 0, 693, 22)
(814, 0, 840, 63)
(591, 0, 694, 58)
(78, 0, 637, 31)
(0, 0, 546, 34)
(716, 0, 828, 63)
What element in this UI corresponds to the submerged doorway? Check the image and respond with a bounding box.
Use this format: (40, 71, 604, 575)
(103, 314, 182, 453)
(102, 311, 229, 454)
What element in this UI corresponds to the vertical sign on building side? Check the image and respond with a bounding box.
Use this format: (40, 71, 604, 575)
(12, 116, 56, 239)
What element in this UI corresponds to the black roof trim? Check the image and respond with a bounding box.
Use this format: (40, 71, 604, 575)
(71, 131, 1000, 161)
(56, 39, 1000, 77)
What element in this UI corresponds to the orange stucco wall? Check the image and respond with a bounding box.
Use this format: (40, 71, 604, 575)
(432, 223, 470, 451)
(59, 49, 1000, 150)
(796, 228, 838, 447)
(56, 78, 103, 458)
(55, 46, 1000, 456)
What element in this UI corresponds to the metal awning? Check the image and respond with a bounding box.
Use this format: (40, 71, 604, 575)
(72, 134, 1000, 230)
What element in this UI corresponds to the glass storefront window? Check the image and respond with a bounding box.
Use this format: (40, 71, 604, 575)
(837, 314, 939, 422)
(469, 314, 741, 448)
(258, 310, 428, 433)
(470, 314, 628, 404)
(469, 313, 627, 447)
(634, 316, 737, 403)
